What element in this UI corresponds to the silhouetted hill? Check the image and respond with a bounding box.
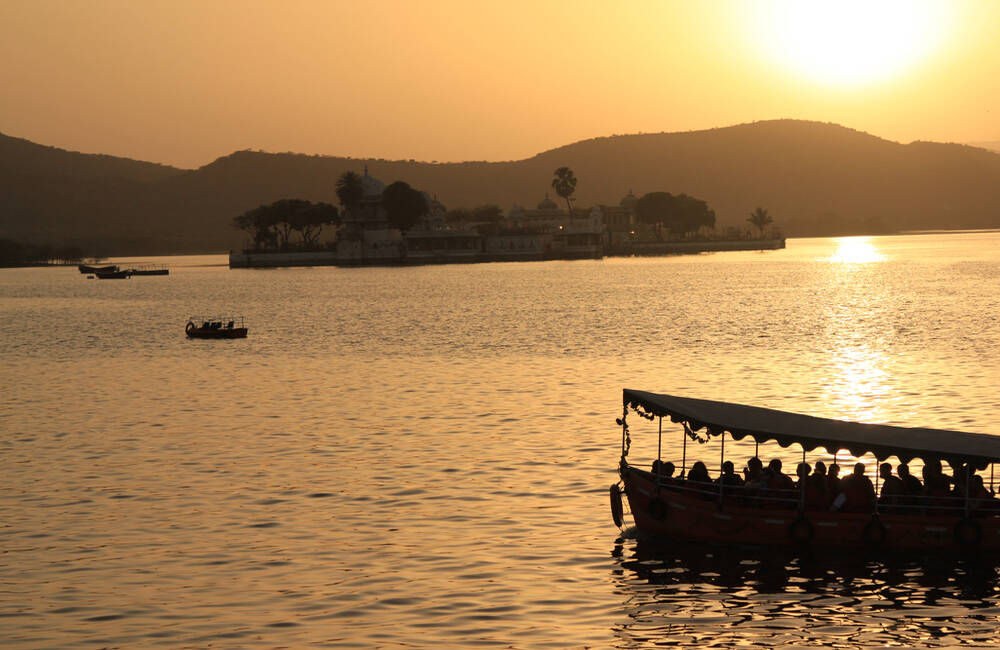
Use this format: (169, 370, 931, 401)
(2, 121, 1000, 254)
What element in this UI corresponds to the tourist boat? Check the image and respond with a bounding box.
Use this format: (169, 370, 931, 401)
(185, 316, 248, 339)
(78, 263, 118, 274)
(129, 264, 169, 276)
(611, 390, 1000, 551)
(94, 269, 132, 279)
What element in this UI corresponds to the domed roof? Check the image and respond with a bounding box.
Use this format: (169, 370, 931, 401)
(360, 164, 384, 198)
(537, 193, 558, 210)
(620, 189, 638, 208)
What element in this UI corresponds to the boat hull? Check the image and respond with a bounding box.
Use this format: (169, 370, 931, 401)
(185, 327, 248, 339)
(622, 465, 1000, 552)
(94, 270, 132, 279)
(79, 264, 118, 274)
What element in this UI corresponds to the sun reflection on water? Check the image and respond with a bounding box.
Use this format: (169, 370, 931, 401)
(825, 237, 887, 263)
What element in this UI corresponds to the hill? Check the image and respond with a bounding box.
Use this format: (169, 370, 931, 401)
(2, 120, 1000, 254)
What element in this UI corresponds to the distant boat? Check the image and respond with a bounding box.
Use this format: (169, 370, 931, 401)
(78, 264, 118, 274)
(185, 316, 248, 339)
(94, 269, 132, 279)
(129, 263, 169, 276)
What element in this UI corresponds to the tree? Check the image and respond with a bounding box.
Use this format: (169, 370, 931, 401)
(747, 207, 774, 237)
(382, 181, 428, 234)
(472, 204, 503, 223)
(289, 201, 340, 248)
(635, 191, 716, 237)
(336, 171, 365, 215)
(551, 167, 578, 224)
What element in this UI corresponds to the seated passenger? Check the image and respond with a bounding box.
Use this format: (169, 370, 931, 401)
(743, 457, 763, 483)
(877, 463, 905, 513)
(762, 459, 795, 509)
(897, 462, 923, 508)
(805, 461, 831, 510)
(837, 462, 876, 513)
(826, 462, 842, 498)
(715, 460, 745, 498)
(922, 459, 953, 512)
(686, 461, 712, 498)
(651, 460, 676, 485)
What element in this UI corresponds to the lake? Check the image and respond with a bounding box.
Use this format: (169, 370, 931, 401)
(2, 232, 999, 647)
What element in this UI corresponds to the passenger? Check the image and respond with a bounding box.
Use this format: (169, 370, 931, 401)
(877, 463, 905, 513)
(715, 460, 745, 498)
(922, 459, 953, 512)
(651, 460, 676, 486)
(686, 461, 712, 499)
(742, 457, 766, 505)
(826, 462, 842, 498)
(969, 475, 998, 514)
(743, 457, 763, 483)
(838, 462, 876, 512)
(805, 461, 831, 510)
(763, 459, 794, 509)
(897, 462, 923, 509)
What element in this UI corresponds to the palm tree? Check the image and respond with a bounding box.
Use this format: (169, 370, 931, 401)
(336, 171, 364, 217)
(551, 167, 578, 225)
(747, 207, 774, 238)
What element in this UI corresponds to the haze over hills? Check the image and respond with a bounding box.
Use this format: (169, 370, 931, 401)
(2, 119, 1000, 255)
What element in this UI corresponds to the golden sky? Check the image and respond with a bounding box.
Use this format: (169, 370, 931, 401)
(1, 0, 998, 169)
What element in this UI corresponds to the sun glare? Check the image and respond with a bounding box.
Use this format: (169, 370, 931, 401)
(745, 0, 953, 86)
(826, 237, 887, 263)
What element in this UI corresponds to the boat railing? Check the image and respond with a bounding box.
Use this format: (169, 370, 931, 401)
(646, 470, 1000, 516)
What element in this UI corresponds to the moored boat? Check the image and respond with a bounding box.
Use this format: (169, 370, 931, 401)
(79, 263, 118, 274)
(94, 269, 132, 279)
(612, 390, 1000, 552)
(129, 263, 169, 276)
(185, 316, 248, 339)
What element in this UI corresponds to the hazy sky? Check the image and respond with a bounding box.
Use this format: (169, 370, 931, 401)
(2, 0, 998, 169)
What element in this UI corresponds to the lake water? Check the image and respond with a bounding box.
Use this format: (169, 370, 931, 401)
(2, 232, 999, 648)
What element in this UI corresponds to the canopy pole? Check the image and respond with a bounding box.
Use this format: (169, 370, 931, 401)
(657, 417, 662, 463)
(964, 464, 971, 517)
(992, 464, 995, 495)
(719, 431, 726, 506)
(681, 426, 687, 480)
(755, 440, 759, 459)
(799, 447, 806, 513)
(874, 455, 880, 515)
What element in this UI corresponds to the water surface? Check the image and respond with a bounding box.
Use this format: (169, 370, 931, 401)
(2, 232, 999, 647)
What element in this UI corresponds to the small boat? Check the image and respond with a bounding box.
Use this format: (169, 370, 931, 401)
(129, 264, 169, 276)
(94, 269, 132, 279)
(611, 390, 1000, 552)
(79, 264, 118, 274)
(185, 316, 248, 339)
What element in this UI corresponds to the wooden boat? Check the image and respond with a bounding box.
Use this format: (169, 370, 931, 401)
(78, 264, 118, 274)
(129, 264, 169, 276)
(611, 390, 1000, 551)
(94, 269, 132, 279)
(185, 316, 248, 339)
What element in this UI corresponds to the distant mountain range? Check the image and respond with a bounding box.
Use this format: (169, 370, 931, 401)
(2, 119, 1000, 255)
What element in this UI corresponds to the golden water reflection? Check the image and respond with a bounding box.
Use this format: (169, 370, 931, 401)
(825, 236, 887, 263)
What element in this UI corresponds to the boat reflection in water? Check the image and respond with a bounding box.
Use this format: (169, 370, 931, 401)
(611, 536, 1000, 647)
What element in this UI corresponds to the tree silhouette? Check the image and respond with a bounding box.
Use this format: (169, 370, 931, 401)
(336, 171, 364, 216)
(747, 207, 774, 237)
(636, 191, 716, 237)
(551, 167, 578, 224)
(382, 181, 428, 235)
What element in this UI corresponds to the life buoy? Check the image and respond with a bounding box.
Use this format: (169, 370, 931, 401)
(863, 516, 887, 547)
(648, 497, 668, 521)
(954, 518, 983, 548)
(788, 517, 814, 543)
(609, 484, 624, 528)
(185, 321, 195, 334)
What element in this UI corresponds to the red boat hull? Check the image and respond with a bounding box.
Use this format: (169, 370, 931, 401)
(622, 465, 1000, 552)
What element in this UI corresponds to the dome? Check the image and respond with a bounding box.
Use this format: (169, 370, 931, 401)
(620, 189, 638, 208)
(537, 193, 558, 210)
(360, 172, 385, 198)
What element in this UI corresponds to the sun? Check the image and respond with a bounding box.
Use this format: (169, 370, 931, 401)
(744, 0, 953, 86)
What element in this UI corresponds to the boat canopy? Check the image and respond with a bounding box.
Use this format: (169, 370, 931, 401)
(624, 389, 1000, 467)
